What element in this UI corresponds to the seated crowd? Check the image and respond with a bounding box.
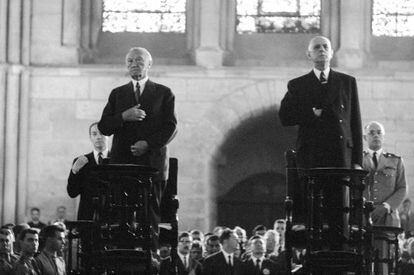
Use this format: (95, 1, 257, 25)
(2, 206, 414, 274)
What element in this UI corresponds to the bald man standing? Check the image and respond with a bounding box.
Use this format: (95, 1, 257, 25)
(279, 36, 362, 169)
(279, 36, 363, 251)
(362, 121, 407, 227)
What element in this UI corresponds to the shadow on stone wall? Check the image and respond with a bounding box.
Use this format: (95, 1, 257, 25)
(211, 106, 297, 228)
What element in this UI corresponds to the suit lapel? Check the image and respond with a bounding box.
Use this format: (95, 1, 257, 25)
(305, 71, 326, 106)
(86, 152, 97, 166)
(124, 81, 137, 104)
(140, 79, 155, 102)
(326, 69, 340, 104)
(307, 70, 320, 87)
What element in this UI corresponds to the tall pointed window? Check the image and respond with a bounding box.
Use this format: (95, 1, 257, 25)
(102, 0, 186, 33)
(372, 0, 414, 37)
(236, 0, 321, 34)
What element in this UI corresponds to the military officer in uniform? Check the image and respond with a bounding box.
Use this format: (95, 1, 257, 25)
(362, 121, 407, 227)
(362, 121, 407, 274)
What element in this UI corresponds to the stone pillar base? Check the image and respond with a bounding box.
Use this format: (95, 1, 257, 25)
(195, 47, 223, 68)
(336, 48, 369, 69)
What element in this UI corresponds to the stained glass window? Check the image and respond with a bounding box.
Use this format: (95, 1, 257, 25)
(236, 0, 321, 34)
(102, 0, 186, 33)
(372, 0, 414, 37)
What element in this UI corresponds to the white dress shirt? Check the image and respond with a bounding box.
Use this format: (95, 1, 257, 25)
(93, 149, 109, 164)
(313, 67, 330, 81)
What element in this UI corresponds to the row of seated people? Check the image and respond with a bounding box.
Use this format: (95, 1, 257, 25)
(0, 219, 294, 275)
(2, 219, 414, 274)
(0, 223, 66, 275)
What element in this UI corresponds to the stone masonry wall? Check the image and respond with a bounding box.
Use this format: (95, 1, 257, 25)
(25, 66, 414, 231)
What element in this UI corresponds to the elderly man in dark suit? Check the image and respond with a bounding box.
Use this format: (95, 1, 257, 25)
(279, 36, 362, 169)
(202, 229, 241, 275)
(98, 47, 177, 244)
(67, 122, 109, 220)
(98, 47, 177, 181)
(279, 36, 363, 250)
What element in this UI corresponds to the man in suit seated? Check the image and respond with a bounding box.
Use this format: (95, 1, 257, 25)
(12, 228, 39, 274)
(400, 199, 414, 238)
(0, 228, 18, 275)
(28, 207, 47, 230)
(33, 225, 66, 275)
(241, 235, 279, 275)
(160, 232, 201, 275)
(67, 122, 109, 220)
(202, 229, 241, 275)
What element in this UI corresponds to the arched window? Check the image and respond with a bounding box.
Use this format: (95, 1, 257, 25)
(370, 0, 414, 62)
(221, 0, 334, 66)
(102, 0, 186, 33)
(92, 0, 195, 65)
(236, 0, 321, 34)
(372, 0, 414, 37)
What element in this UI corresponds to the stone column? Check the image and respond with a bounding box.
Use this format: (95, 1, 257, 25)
(0, 0, 7, 63)
(8, 0, 23, 64)
(0, 66, 6, 222)
(0, 0, 31, 224)
(194, 0, 224, 68)
(336, 0, 370, 68)
(17, 70, 30, 223)
(3, 66, 22, 224)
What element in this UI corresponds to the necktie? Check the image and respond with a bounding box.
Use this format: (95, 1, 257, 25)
(183, 256, 187, 270)
(373, 152, 378, 169)
(228, 255, 234, 275)
(135, 82, 141, 103)
(320, 71, 327, 84)
(98, 152, 103, 165)
(256, 258, 261, 270)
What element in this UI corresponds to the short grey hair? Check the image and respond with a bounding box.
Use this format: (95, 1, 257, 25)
(126, 47, 153, 65)
(364, 121, 385, 135)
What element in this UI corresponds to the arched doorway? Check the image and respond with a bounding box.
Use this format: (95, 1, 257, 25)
(217, 172, 286, 233)
(212, 106, 296, 232)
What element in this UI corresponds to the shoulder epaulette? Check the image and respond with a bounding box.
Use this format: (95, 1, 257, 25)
(384, 152, 401, 158)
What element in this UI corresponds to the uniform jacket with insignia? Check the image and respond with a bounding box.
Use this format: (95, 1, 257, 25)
(362, 150, 407, 226)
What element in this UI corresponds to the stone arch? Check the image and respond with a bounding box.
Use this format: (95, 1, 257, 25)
(203, 78, 297, 228)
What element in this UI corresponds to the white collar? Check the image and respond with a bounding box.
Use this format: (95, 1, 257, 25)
(313, 67, 330, 80)
(367, 148, 383, 157)
(251, 255, 265, 262)
(177, 251, 189, 265)
(222, 250, 234, 263)
(93, 149, 108, 163)
(131, 77, 148, 92)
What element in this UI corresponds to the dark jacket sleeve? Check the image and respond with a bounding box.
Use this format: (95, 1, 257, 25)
(350, 77, 363, 166)
(98, 88, 125, 136)
(146, 89, 177, 149)
(67, 157, 87, 198)
(279, 80, 317, 127)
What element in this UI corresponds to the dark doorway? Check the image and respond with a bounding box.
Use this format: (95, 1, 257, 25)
(212, 106, 297, 233)
(217, 172, 286, 233)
